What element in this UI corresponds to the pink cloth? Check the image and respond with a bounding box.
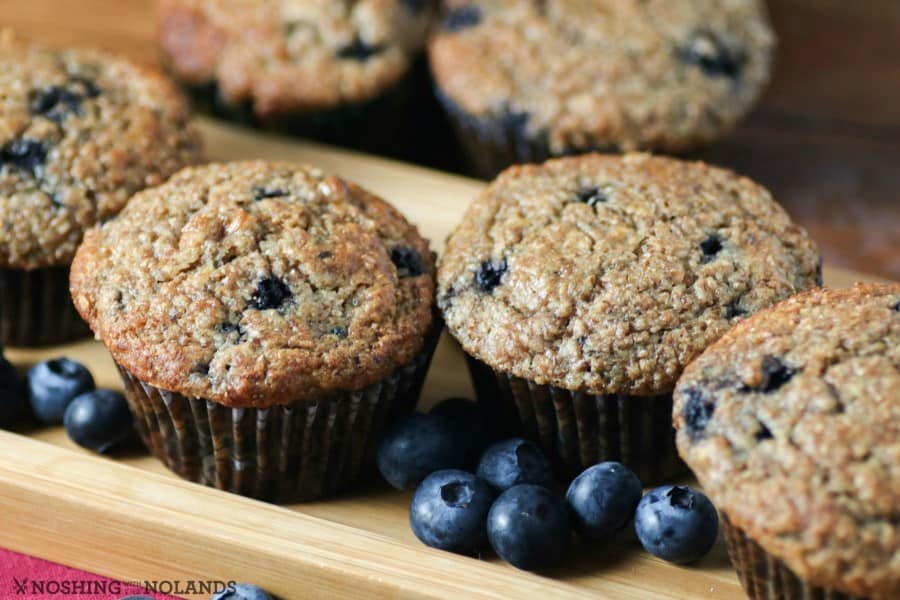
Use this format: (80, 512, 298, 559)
(0, 549, 182, 599)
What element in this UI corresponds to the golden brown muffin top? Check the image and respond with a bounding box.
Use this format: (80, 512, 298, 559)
(71, 161, 436, 407)
(438, 153, 820, 396)
(674, 284, 900, 599)
(0, 31, 203, 270)
(157, 0, 434, 116)
(429, 0, 774, 154)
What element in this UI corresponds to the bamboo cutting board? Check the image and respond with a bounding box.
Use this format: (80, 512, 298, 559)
(0, 118, 888, 600)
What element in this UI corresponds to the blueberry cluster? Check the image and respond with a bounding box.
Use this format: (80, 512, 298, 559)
(378, 401, 720, 571)
(0, 348, 132, 454)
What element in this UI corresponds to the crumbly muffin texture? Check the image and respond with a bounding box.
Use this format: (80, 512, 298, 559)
(0, 31, 202, 270)
(437, 153, 820, 396)
(70, 161, 436, 407)
(157, 0, 434, 116)
(429, 0, 774, 154)
(674, 284, 900, 599)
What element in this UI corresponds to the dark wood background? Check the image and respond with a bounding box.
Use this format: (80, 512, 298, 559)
(2, 0, 898, 279)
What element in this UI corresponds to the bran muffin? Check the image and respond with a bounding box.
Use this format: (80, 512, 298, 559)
(70, 161, 439, 502)
(674, 284, 900, 600)
(157, 0, 437, 158)
(429, 0, 775, 178)
(437, 153, 820, 482)
(0, 31, 203, 346)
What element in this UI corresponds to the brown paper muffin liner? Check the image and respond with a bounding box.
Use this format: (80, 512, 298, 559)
(721, 515, 864, 600)
(466, 356, 687, 483)
(116, 326, 441, 503)
(0, 266, 91, 347)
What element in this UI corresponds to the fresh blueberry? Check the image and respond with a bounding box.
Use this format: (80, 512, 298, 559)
(474, 259, 507, 293)
(27, 358, 95, 424)
(565, 462, 643, 540)
(64, 389, 133, 453)
(377, 413, 468, 490)
(410, 469, 495, 555)
(476, 438, 554, 492)
(390, 247, 426, 278)
(249, 276, 291, 310)
(430, 397, 490, 467)
(211, 583, 273, 600)
(634, 485, 719, 564)
(0, 356, 24, 427)
(487, 484, 571, 571)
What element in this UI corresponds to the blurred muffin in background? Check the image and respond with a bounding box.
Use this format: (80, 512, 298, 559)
(0, 30, 202, 347)
(157, 0, 437, 159)
(429, 0, 775, 178)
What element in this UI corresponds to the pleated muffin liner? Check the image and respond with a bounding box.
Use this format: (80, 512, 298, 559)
(181, 58, 445, 164)
(466, 356, 687, 484)
(722, 515, 864, 600)
(0, 266, 91, 347)
(117, 325, 441, 503)
(434, 87, 555, 180)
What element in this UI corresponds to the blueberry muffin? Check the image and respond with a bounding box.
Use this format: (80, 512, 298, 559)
(0, 31, 202, 346)
(437, 153, 820, 482)
(70, 161, 439, 502)
(674, 284, 900, 600)
(157, 0, 437, 158)
(429, 0, 775, 178)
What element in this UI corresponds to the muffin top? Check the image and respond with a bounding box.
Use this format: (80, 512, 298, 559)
(674, 284, 900, 599)
(437, 153, 820, 396)
(70, 161, 436, 407)
(429, 0, 774, 154)
(0, 31, 203, 270)
(157, 0, 434, 116)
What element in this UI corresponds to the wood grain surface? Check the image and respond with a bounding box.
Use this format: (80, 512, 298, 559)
(0, 0, 897, 280)
(0, 117, 891, 600)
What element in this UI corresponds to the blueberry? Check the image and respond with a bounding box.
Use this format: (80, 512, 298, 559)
(0, 139, 48, 176)
(565, 462, 643, 540)
(390, 247, 426, 278)
(251, 186, 287, 200)
(754, 355, 797, 393)
(634, 485, 719, 564)
(401, 0, 427, 13)
(211, 583, 273, 600)
(680, 31, 744, 78)
(410, 469, 495, 554)
(430, 397, 490, 467)
(681, 386, 715, 442)
(337, 37, 385, 61)
(0, 356, 24, 427)
(249, 276, 291, 310)
(64, 389, 133, 453)
(893, 300, 900, 312)
(27, 358, 95, 424)
(487, 484, 571, 571)
(476, 438, 554, 492)
(377, 413, 468, 490)
(442, 6, 482, 32)
(699, 235, 723, 262)
(725, 297, 746, 320)
(31, 86, 84, 122)
(576, 186, 607, 207)
(474, 259, 507, 293)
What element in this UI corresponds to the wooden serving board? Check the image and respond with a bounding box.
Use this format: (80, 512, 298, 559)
(0, 119, 889, 600)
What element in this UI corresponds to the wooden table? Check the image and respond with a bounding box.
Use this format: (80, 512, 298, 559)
(2, 0, 899, 280)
